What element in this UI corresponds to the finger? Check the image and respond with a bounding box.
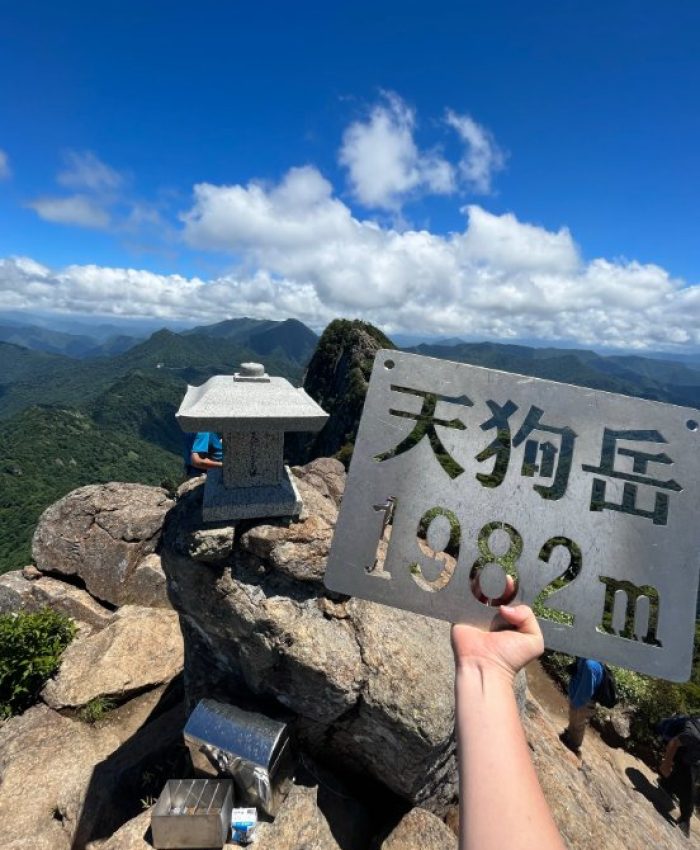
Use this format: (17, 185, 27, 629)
(499, 604, 541, 638)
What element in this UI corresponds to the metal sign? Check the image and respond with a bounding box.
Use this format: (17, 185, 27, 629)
(324, 350, 700, 681)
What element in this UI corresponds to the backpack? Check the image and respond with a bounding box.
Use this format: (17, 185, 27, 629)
(655, 714, 690, 742)
(593, 664, 618, 708)
(679, 718, 700, 766)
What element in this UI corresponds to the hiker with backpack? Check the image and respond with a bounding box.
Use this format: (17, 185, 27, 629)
(559, 657, 616, 755)
(659, 715, 700, 837)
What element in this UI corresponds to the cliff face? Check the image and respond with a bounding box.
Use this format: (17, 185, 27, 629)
(295, 319, 394, 465)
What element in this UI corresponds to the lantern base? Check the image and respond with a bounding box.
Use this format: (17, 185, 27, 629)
(201, 466, 302, 522)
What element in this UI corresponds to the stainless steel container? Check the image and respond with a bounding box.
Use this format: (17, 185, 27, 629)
(184, 699, 293, 815)
(151, 778, 233, 849)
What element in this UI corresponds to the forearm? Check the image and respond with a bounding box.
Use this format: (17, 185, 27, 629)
(661, 738, 680, 775)
(455, 660, 566, 850)
(191, 453, 223, 470)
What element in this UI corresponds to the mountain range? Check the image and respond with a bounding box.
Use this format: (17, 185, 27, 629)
(0, 314, 698, 575)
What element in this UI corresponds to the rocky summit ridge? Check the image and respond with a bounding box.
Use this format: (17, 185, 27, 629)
(0, 462, 696, 848)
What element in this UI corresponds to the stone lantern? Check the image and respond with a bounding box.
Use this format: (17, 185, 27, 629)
(176, 363, 328, 522)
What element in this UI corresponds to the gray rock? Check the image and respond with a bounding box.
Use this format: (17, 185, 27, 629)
(86, 809, 153, 850)
(292, 457, 346, 506)
(32, 483, 174, 607)
(187, 526, 235, 562)
(128, 553, 172, 608)
(0, 705, 121, 850)
(254, 781, 369, 850)
(162, 468, 459, 810)
(381, 808, 458, 850)
(523, 692, 689, 850)
(0, 570, 113, 632)
(298, 599, 458, 810)
(0, 570, 34, 614)
(238, 476, 338, 582)
(42, 605, 183, 709)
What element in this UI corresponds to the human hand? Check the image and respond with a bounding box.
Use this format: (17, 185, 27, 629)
(451, 604, 544, 685)
(659, 758, 672, 779)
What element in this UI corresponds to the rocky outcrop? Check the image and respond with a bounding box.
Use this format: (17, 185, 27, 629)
(293, 318, 394, 463)
(254, 781, 371, 850)
(86, 808, 153, 850)
(0, 705, 122, 850)
(523, 693, 690, 850)
(292, 457, 346, 507)
(41, 605, 183, 709)
(0, 569, 113, 632)
(162, 468, 468, 811)
(381, 808, 458, 850)
(4, 467, 697, 850)
(0, 694, 185, 850)
(32, 482, 173, 607)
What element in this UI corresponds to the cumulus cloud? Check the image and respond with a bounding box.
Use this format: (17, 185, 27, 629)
(445, 111, 506, 194)
(338, 93, 507, 210)
(339, 92, 456, 210)
(0, 149, 10, 180)
(27, 195, 111, 229)
(4, 166, 699, 351)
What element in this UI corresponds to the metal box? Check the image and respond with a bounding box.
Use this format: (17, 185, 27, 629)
(151, 778, 233, 849)
(184, 698, 293, 815)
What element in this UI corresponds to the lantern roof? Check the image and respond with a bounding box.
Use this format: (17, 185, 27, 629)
(176, 365, 328, 434)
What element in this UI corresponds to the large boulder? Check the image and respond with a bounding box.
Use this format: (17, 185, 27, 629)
(86, 809, 153, 850)
(0, 705, 121, 850)
(0, 694, 185, 850)
(161, 465, 523, 812)
(255, 781, 370, 850)
(32, 483, 174, 607)
(42, 605, 183, 709)
(291, 457, 346, 506)
(0, 569, 113, 632)
(381, 808, 458, 850)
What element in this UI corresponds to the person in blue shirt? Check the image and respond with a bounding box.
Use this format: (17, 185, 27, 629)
(559, 657, 604, 755)
(184, 432, 223, 477)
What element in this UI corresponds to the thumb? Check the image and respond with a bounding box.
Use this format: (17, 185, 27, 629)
(499, 604, 541, 637)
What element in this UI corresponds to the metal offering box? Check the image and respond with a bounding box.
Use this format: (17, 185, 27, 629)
(184, 698, 293, 816)
(151, 778, 233, 849)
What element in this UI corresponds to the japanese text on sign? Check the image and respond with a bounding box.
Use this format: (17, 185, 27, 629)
(324, 351, 700, 681)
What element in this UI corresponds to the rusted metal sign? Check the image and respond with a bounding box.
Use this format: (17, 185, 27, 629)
(324, 350, 700, 681)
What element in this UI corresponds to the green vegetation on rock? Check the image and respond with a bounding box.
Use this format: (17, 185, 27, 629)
(0, 607, 76, 718)
(297, 319, 395, 464)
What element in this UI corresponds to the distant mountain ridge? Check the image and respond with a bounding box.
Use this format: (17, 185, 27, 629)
(184, 317, 318, 365)
(0, 323, 142, 358)
(406, 341, 700, 409)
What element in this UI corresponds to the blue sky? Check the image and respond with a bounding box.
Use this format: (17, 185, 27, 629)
(1, 1, 699, 350)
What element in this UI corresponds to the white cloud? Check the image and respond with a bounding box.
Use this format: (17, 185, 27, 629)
(27, 195, 111, 229)
(445, 111, 506, 194)
(0, 149, 10, 180)
(339, 92, 456, 210)
(27, 151, 131, 232)
(57, 150, 123, 192)
(338, 94, 507, 210)
(4, 166, 699, 352)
